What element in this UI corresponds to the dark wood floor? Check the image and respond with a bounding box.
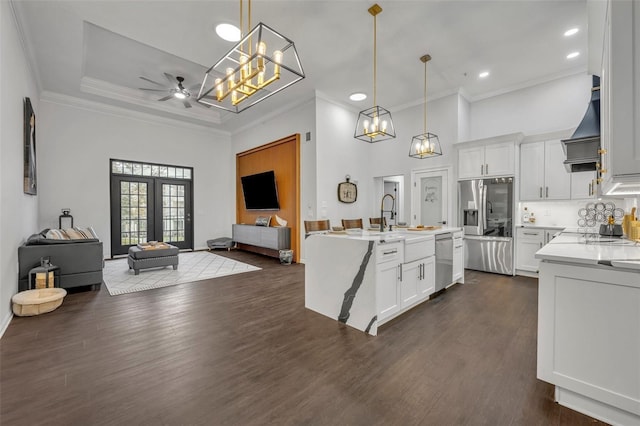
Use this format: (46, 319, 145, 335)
(1, 250, 604, 425)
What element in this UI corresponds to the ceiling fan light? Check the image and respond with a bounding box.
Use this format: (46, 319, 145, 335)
(174, 92, 187, 99)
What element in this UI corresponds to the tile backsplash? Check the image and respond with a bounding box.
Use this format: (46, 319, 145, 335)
(518, 197, 638, 228)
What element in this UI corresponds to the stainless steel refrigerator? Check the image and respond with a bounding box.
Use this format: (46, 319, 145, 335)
(458, 178, 514, 275)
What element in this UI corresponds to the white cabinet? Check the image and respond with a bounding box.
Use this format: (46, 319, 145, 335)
(570, 171, 597, 199)
(401, 260, 421, 307)
(376, 261, 401, 322)
(598, 0, 640, 195)
(538, 261, 640, 424)
(416, 256, 435, 300)
(515, 228, 544, 272)
(376, 242, 403, 322)
(452, 234, 464, 282)
(515, 227, 561, 274)
(458, 142, 515, 179)
(520, 140, 571, 200)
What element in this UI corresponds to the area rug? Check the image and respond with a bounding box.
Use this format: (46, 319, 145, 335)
(103, 251, 261, 295)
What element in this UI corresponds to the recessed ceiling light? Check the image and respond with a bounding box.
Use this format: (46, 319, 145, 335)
(349, 92, 367, 101)
(215, 23, 241, 42)
(566, 51, 580, 59)
(478, 71, 490, 78)
(564, 28, 579, 37)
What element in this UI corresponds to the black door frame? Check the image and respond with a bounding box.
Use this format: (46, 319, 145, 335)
(109, 160, 194, 256)
(155, 178, 193, 250)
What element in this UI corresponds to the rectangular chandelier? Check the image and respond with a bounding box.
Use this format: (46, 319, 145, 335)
(197, 22, 305, 113)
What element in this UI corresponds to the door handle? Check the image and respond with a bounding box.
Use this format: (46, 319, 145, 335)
(539, 242, 543, 248)
(481, 164, 484, 175)
(539, 187, 543, 198)
(399, 264, 403, 282)
(546, 187, 549, 198)
(485, 164, 488, 174)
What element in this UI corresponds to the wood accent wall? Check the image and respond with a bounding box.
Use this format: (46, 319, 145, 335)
(236, 134, 300, 262)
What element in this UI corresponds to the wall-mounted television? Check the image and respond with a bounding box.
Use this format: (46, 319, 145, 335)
(241, 170, 280, 210)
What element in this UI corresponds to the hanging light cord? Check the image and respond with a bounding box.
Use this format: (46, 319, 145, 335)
(239, 0, 252, 49)
(423, 59, 427, 134)
(373, 12, 377, 108)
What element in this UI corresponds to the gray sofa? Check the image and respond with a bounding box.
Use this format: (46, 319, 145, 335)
(18, 232, 104, 292)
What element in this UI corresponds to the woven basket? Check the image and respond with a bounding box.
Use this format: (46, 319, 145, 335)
(12, 288, 67, 317)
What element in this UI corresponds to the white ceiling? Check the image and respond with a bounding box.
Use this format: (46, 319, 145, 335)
(11, 0, 588, 133)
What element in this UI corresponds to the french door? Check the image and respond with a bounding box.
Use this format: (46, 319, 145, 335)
(110, 160, 193, 256)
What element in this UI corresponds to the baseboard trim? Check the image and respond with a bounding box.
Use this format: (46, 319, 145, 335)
(0, 311, 14, 340)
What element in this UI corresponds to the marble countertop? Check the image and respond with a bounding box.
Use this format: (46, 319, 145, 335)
(312, 227, 463, 242)
(535, 231, 640, 269)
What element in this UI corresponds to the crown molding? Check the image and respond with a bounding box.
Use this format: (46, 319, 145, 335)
(80, 76, 222, 124)
(231, 92, 316, 135)
(315, 90, 361, 114)
(40, 91, 230, 136)
(9, 1, 43, 94)
(465, 67, 587, 103)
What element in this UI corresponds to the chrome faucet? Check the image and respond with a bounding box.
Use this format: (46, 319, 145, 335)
(380, 193, 395, 232)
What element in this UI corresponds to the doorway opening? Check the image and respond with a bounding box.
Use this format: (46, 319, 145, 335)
(373, 175, 404, 226)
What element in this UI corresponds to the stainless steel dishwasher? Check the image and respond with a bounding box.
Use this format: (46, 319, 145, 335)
(435, 232, 453, 292)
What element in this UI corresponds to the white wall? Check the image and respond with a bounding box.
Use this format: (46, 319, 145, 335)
(315, 97, 372, 227)
(231, 96, 316, 260)
(368, 94, 460, 225)
(0, 1, 40, 334)
(37, 97, 232, 257)
(469, 73, 592, 140)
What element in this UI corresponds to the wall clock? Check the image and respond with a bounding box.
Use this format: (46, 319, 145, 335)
(337, 175, 357, 203)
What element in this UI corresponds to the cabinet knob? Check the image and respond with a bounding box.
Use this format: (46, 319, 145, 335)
(598, 148, 607, 155)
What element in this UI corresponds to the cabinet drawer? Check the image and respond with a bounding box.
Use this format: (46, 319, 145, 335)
(404, 236, 434, 263)
(516, 228, 544, 240)
(376, 242, 403, 264)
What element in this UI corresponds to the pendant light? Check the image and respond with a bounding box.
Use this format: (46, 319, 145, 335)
(409, 54, 442, 158)
(197, 0, 305, 113)
(354, 4, 396, 143)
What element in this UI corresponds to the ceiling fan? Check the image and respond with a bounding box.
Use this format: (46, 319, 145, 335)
(138, 73, 204, 109)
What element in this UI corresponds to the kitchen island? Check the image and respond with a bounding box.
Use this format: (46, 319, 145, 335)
(535, 232, 640, 425)
(305, 228, 463, 336)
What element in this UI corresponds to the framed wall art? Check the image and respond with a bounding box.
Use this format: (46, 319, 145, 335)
(24, 97, 37, 195)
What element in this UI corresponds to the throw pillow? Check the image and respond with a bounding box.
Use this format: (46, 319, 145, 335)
(46, 229, 69, 240)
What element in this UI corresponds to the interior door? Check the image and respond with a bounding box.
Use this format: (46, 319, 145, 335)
(412, 168, 449, 227)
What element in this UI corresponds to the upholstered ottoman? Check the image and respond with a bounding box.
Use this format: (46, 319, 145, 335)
(127, 244, 179, 275)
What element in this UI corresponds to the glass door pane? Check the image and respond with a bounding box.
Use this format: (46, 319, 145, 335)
(156, 179, 192, 250)
(111, 176, 155, 256)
